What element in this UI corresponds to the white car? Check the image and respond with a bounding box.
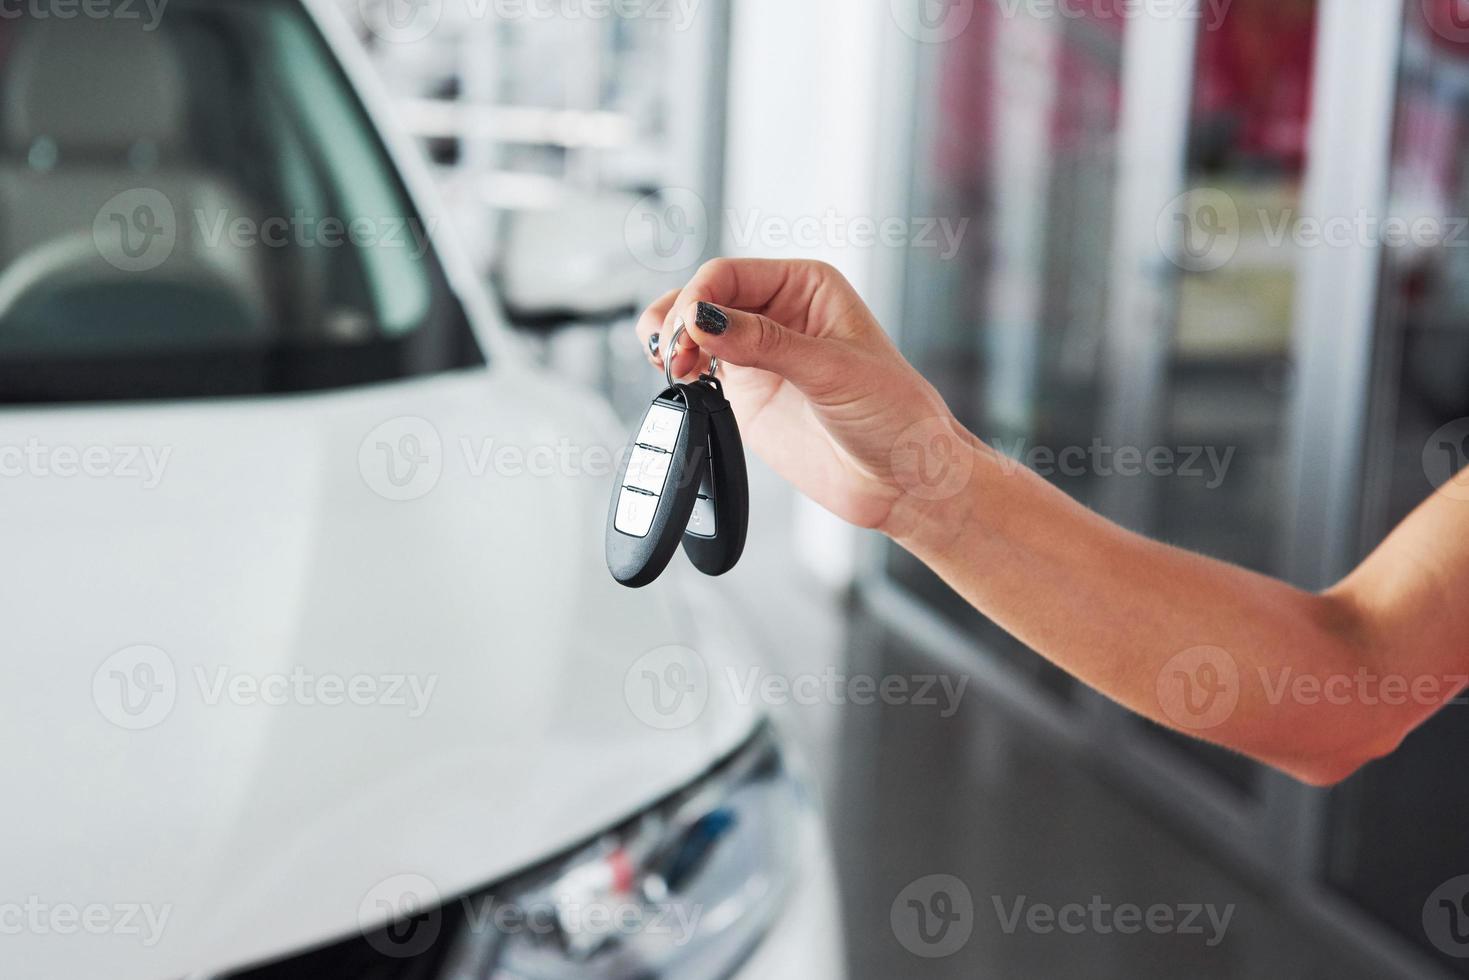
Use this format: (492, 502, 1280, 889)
(0, 2, 844, 978)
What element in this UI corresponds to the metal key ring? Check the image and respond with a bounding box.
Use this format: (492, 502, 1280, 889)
(665, 322, 720, 389)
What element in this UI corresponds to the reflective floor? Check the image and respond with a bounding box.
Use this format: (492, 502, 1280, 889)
(833, 621, 1400, 980)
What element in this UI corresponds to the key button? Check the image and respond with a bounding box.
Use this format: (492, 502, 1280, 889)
(615, 489, 659, 537)
(636, 404, 684, 452)
(624, 447, 672, 494)
(687, 495, 718, 539)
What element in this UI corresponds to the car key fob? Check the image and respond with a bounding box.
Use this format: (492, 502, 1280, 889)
(682, 376, 748, 577)
(606, 385, 711, 588)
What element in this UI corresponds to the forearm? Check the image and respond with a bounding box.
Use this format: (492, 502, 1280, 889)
(886, 440, 1455, 785)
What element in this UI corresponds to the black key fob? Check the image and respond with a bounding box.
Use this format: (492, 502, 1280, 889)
(682, 377, 748, 577)
(606, 385, 711, 588)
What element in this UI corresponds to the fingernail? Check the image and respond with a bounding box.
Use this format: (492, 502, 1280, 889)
(648, 332, 661, 357)
(696, 302, 729, 336)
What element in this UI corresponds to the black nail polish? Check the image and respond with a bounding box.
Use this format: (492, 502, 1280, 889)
(649, 332, 661, 356)
(696, 302, 729, 336)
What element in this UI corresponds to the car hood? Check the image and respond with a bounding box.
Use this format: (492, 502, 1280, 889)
(0, 367, 761, 979)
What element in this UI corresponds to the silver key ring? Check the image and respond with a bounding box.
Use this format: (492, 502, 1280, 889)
(664, 322, 720, 389)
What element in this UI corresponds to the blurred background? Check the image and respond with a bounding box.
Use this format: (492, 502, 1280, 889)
(339, 0, 1469, 975)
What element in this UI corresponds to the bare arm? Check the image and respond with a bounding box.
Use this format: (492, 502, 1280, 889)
(889, 437, 1469, 785)
(638, 258, 1469, 785)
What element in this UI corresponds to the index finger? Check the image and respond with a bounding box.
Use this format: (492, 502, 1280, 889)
(660, 258, 838, 340)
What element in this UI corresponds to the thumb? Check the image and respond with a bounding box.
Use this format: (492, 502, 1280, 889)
(673, 301, 835, 393)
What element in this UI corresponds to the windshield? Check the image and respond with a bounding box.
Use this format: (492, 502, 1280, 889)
(0, 0, 482, 403)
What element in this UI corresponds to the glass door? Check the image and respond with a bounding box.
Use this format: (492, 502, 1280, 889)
(1323, 4, 1469, 975)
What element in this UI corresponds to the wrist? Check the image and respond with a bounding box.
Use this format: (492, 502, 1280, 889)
(881, 422, 992, 561)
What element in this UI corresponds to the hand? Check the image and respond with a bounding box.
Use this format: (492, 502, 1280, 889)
(634, 258, 976, 539)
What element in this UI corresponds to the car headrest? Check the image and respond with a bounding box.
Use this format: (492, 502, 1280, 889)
(2, 17, 187, 158)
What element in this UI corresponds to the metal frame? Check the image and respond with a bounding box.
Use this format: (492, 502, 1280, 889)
(1270, 0, 1407, 886)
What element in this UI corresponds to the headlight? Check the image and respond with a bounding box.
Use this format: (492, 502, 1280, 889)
(439, 725, 803, 979)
